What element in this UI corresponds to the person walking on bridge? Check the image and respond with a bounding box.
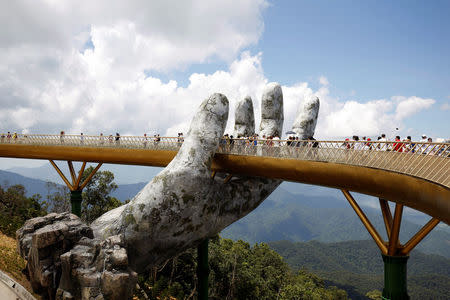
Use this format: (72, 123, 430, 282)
(115, 133, 120, 146)
(60, 131, 65, 144)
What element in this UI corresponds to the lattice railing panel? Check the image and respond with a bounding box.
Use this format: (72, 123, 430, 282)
(1, 134, 448, 188)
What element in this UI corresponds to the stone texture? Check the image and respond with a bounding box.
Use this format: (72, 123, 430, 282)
(259, 82, 284, 137)
(234, 96, 255, 137)
(17, 84, 320, 299)
(17, 212, 93, 299)
(17, 213, 136, 299)
(292, 95, 320, 139)
(91, 87, 287, 273)
(57, 235, 136, 300)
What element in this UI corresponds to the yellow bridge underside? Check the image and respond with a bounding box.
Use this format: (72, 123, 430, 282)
(1, 144, 449, 225)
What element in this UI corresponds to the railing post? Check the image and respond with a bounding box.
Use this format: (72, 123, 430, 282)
(70, 190, 82, 217)
(197, 238, 209, 300)
(382, 254, 409, 300)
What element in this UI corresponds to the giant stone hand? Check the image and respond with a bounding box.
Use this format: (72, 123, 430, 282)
(17, 83, 320, 299)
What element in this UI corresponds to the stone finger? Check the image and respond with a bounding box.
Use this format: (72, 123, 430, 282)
(169, 93, 229, 172)
(259, 82, 284, 137)
(292, 95, 320, 139)
(234, 96, 255, 137)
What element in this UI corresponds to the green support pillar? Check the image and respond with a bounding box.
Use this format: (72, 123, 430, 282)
(70, 190, 82, 218)
(382, 254, 409, 300)
(197, 238, 209, 300)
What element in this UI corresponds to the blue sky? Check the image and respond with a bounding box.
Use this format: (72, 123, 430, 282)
(150, 0, 450, 138)
(257, 0, 450, 136)
(0, 0, 449, 168)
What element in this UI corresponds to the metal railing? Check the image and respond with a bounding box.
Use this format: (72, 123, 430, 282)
(1, 134, 449, 188)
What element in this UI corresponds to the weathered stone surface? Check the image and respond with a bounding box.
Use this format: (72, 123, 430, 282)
(91, 87, 287, 273)
(292, 95, 320, 139)
(259, 82, 284, 137)
(17, 84, 320, 299)
(234, 96, 255, 137)
(57, 235, 136, 300)
(16, 212, 93, 298)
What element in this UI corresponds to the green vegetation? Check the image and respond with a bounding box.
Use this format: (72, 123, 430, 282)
(0, 184, 47, 237)
(269, 240, 450, 299)
(134, 236, 348, 300)
(1, 171, 448, 299)
(46, 181, 71, 213)
(80, 166, 122, 223)
(222, 187, 450, 258)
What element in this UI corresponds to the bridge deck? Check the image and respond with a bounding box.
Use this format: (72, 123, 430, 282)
(0, 135, 449, 224)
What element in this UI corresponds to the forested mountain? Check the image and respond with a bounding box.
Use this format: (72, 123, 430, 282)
(221, 187, 450, 258)
(1, 169, 449, 257)
(268, 240, 450, 299)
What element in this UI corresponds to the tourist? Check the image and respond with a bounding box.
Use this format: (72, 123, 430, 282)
(393, 136, 403, 152)
(403, 136, 412, 152)
(115, 133, 120, 145)
(420, 134, 429, 154)
(80, 133, 84, 144)
(379, 133, 388, 150)
(143, 133, 148, 148)
(308, 136, 319, 158)
(363, 138, 372, 151)
(427, 137, 436, 155)
(60, 131, 65, 144)
(99, 133, 104, 145)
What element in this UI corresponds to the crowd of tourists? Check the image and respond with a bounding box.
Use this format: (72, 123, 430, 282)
(216, 133, 449, 157)
(1, 130, 448, 157)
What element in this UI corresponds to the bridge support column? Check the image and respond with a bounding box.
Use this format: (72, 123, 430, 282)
(49, 160, 103, 218)
(70, 190, 83, 217)
(197, 238, 209, 300)
(341, 190, 440, 300)
(382, 254, 409, 300)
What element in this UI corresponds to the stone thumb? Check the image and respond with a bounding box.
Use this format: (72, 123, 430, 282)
(168, 93, 229, 172)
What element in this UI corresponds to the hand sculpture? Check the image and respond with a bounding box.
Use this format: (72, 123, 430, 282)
(17, 83, 320, 299)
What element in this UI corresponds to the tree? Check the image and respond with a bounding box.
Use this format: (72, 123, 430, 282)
(134, 236, 348, 300)
(46, 182, 70, 213)
(81, 166, 121, 223)
(0, 184, 47, 237)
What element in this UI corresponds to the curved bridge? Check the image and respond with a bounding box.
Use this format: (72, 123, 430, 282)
(1, 134, 448, 224)
(1, 134, 449, 299)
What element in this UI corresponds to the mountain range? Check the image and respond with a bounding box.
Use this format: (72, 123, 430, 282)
(268, 239, 450, 299)
(0, 167, 448, 258)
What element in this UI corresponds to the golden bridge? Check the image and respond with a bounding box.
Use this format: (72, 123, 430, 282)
(1, 134, 449, 300)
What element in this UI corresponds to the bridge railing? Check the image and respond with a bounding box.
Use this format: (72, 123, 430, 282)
(0, 134, 182, 151)
(220, 139, 449, 188)
(1, 134, 449, 188)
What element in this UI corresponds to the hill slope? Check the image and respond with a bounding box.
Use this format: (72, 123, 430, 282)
(268, 239, 450, 299)
(221, 187, 450, 258)
(2, 168, 449, 258)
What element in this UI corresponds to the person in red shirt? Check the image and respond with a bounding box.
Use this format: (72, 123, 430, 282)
(393, 136, 404, 152)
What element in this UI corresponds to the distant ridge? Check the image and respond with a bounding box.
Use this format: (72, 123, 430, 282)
(268, 239, 450, 299)
(1, 168, 448, 258)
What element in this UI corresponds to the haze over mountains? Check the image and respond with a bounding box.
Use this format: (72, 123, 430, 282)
(1, 165, 448, 258)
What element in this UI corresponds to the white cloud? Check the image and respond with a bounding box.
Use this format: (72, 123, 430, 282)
(319, 76, 329, 86)
(0, 1, 437, 142)
(441, 102, 450, 111)
(393, 96, 435, 120)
